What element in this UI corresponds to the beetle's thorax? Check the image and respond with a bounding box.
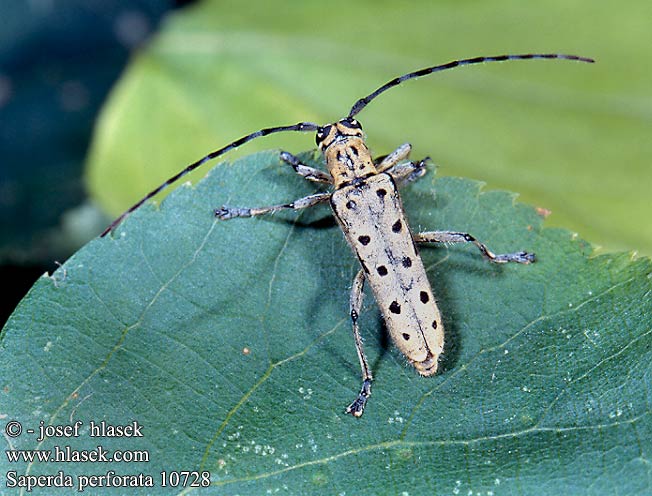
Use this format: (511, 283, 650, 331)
(316, 119, 378, 189)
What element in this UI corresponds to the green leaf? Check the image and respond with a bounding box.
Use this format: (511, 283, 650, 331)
(3, 151, 651, 494)
(85, 0, 652, 256)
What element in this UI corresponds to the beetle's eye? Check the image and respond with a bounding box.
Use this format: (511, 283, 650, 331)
(315, 124, 332, 146)
(342, 118, 361, 130)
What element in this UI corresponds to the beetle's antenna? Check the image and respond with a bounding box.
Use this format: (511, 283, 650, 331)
(100, 121, 319, 237)
(348, 53, 594, 118)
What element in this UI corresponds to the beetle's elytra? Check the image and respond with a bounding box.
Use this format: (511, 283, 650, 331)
(102, 53, 594, 416)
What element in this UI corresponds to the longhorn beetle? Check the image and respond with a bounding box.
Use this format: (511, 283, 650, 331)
(102, 53, 594, 417)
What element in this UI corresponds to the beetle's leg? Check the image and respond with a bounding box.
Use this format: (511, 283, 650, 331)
(414, 231, 535, 264)
(376, 143, 412, 172)
(215, 192, 331, 220)
(345, 269, 373, 418)
(375, 143, 429, 184)
(280, 151, 332, 184)
(386, 157, 430, 184)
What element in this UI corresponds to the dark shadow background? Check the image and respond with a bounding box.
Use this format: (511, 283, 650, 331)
(0, 0, 197, 327)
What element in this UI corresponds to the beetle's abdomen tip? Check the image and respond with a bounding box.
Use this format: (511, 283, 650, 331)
(413, 353, 440, 376)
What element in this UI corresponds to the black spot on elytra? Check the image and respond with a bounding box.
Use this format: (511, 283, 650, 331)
(350, 146, 359, 156)
(402, 333, 410, 341)
(346, 200, 356, 209)
(376, 188, 387, 199)
(377, 265, 388, 276)
(420, 291, 429, 303)
(432, 320, 438, 329)
(392, 220, 402, 233)
(389, 301, 401, 314)
(402, 257, 412, 268)
(358, 235, 371, 246)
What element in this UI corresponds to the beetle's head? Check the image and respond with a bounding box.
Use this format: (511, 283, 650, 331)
(315, 117, 363, 151)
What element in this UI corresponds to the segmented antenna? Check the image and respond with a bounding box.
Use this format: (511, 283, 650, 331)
(100, 122, 319, 236)
(348, 53, 594, 118)
(102, 53, 594, 236)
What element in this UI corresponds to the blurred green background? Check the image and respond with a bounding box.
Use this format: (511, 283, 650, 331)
(2, 0, 651, 325)
(0, 1, 191, 325)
